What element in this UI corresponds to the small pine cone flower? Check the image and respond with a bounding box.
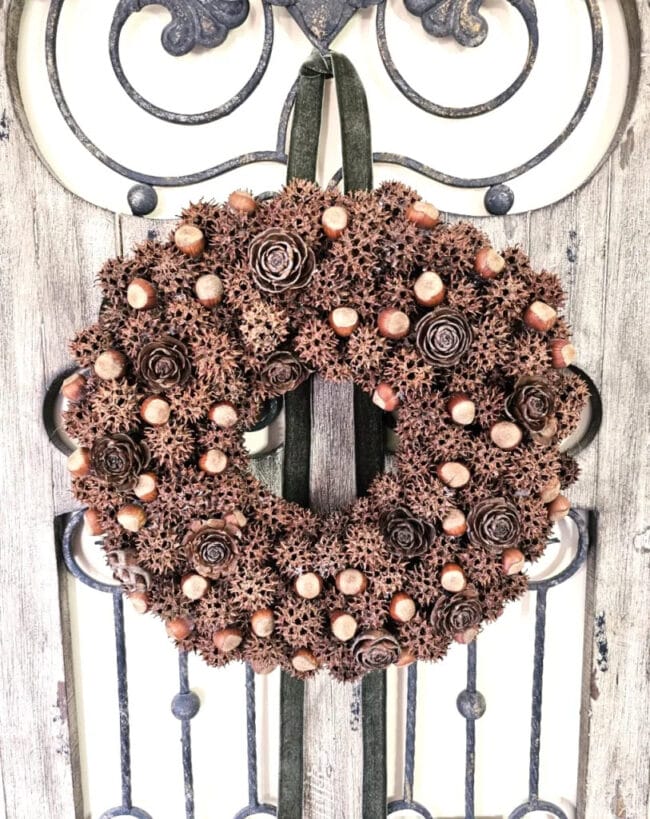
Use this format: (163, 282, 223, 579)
(184, 519, 240, 579)
(415, 307, 473, 367)
(352, 629, 400, 671)
(506, 376, 556, 434)
(249, 228, 315, 294)
(261, 351, 309, 394)
(137, 335, 191, 391)
(430, 587, 483, 639)
(90, 433, 150, 489)
(381, 506, 434, 559)
(467, 497, 521, 552)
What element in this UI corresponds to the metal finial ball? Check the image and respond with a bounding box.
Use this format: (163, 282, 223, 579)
(484, 184, 515, 216)
(171, 691, 201, 720)
(127, 184, 158, 216)
(456, 689, 486, 719)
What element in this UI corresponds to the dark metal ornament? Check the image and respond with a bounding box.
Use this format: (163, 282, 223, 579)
(127, 183, 158, 216)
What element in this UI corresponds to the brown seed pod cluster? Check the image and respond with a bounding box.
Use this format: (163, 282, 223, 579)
(64, 179, 587, 682)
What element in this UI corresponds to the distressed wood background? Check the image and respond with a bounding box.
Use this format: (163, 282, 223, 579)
(0, 1, 648, 816)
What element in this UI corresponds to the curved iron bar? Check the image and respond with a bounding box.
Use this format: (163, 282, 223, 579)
(377, 0, 540, 119)
(108, 1, 274, 125)
(62, 509, 117, 593)
(565, 365, 603, 458)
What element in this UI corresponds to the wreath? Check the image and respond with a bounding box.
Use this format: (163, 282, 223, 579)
(62, 179, 587, 681)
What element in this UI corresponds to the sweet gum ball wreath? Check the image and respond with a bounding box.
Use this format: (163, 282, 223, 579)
(63, 179, 588, 682)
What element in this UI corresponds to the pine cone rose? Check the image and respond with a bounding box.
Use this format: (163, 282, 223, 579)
(415, 307, 472, 367)
(467, 497, 521, 551)
(352, 629, 400, 670)
(91, 433, 150, 489)
(382, 507, 434, 558)
(506, 376, 556, 433)
(261, 351, 309, 394)
(249, 228, 315, 294)
(185, 519, 239, 579)
(431, 588, 482, 639)
(137, 336, 191, 391)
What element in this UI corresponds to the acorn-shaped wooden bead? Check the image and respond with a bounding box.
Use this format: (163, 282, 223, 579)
(127, 591, 150, 614)
(490, 421, 523, 450)
(372, 383, 400, 412)
(84, 507, 104, 536)
(67, 447, 91, 477)
(330, 610, 358, 642)
(437, 461, 471, 488)
(551, 339, 577, 368)
(291, 649, 319, 673)
(524, 301, 557, 332)
(389, 592, 416, 623)
(174, 224, 205, 257)
(127, 278, 157, 310)
(251, 608, 275, 638)
(166, 617, 194, 641)
(328, 307, 359, 337)
(548, 494, 571, 522)
(378, 308, 410, 340)
(454, 626, 479, 645)
(413, 271, 445, 307)
(213, 627, 243, 653)
(199, 449, 228, 475)
(474, 247, 505, 279)
(335, 568, 367, 596)
(321, 205, 349, 239)
(395, 649, 417, 668)
(442, 509, 467, 537)
(94, 349, 126, 381)
(447, 393, 475, 425)
(294, 572, 323, 599)
(540, 475, 561, 504)
(440, 563, 467, 592)
(140, 396, 171, 426)
(60, 372, 86, 402)
(406, 200, 439, 229)
(134, 472, 159, 503)
(195, 273, 224, 307)
(502, 548, 526, 576)
(117, 504, 147, 532)
(181, 573, 210, 601)
(224, 509, 247, 530)
(228, 189, 257, 215)
(208, 401, 239, 429)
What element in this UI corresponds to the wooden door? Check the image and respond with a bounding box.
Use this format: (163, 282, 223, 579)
(0, 1, 648, 816)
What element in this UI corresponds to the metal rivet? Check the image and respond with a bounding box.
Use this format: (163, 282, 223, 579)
(127, 184, 158, 216)
(484, 184, 515, 215)
(171, 691, 200, 720)
(456, 689, 486, 719)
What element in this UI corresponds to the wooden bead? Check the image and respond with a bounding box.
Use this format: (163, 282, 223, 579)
(134, 472, 159, 503)
(249, 660, 278, 675)
(84, 508, 104, 536)
(454, 626, 479, 645)
(251, 608, 275, 638)
(330, 610, 358, 642)
(321, 205, 349, 239)
(490, 421, 523, 450)
(198, 449, 228, 475)
(181, 573, 210, 601)
(389, 592, 416, 623)
(502, 548, 526, 576)
(395, 649, 417, 668)
(117, 504, 147, 532)
(335, 568, 367, 596)
(442, 509, 467, 537)
(328, 307, 359, 337)
(437, 461, 470, 488)
(140, 396, 171, 426)
(127, 277, 157, 310)
(224, 509, 247, 529)
(474, 247, 505, 279)
(524, 301, 557, 332)
(60, 372, 86, 402)
(551, 339, 577, 368)
(377, 308, 411, 340)
(548, 494, 571, 522)
(447, 393, 475, 425)
(372, 382, 400, 412)
(440, 563, 467, 592)
(540, 476, 561, 504)
(291, 649, 319, 673)
(174, 224, 205, 258)
(127, 591, 150, 614)
(406, 200, 439, 229)
(67, 447, 91, 477)
(228, 189, 257, 214)
(166, 617, 193, 640)
(413, 271, 445, 307)
(208, 401, 239, 429)
(213, 627, 243, 653)
(294, 572, 323, 599)
(94, 349, 126, 381)
(195, 273, 224, 307)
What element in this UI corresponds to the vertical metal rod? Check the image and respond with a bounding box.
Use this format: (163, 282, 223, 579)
(177, 651, 195, 819)
(465, 641, 477, 819)
(404, 664, 418, 802)
(112, 591, 132, 809)
(245, 664, 259, 808)
(529, 589, 548, 803)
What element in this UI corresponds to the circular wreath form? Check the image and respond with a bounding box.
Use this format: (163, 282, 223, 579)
(64, 180, 588, 681)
